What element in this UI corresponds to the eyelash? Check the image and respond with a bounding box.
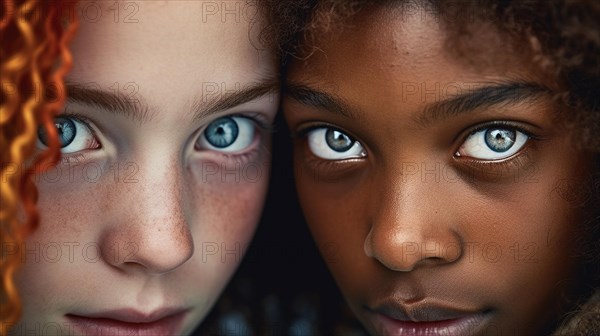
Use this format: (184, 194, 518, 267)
(294, 123, 357, 143)
(457, 120, 539, 145)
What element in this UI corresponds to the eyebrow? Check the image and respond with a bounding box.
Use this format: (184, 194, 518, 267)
(65, 80, 279, 123)
(418, 81, 551, 127)
(190, 80, 279, 120)
(284, 81, 550, 125)
(284, 83, 360, 120)
(66, 83, 154, 123)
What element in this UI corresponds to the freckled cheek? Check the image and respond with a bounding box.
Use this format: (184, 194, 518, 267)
(186, 157, 270, 245)
(15, 178, 111, 322)
(31, 173, 108, 242)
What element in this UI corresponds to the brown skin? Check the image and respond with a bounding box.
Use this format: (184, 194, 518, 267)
(283, 7, 591, 336)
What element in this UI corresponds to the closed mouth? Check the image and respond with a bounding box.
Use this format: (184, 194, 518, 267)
(365, 302, 493, 336)
(66, 308, 189, 336)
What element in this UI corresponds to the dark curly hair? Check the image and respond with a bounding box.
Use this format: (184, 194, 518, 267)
(263, 0, 600, 334)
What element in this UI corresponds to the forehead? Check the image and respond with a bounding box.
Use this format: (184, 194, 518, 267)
(290, 6, 541, 90)
(68, 0, 273, 111)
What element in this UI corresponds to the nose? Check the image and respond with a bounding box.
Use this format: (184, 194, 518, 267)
(364, 166, 463, 272)
(100, 160, 194, 274)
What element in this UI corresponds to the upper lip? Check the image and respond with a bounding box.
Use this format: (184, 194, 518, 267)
(367, 300, 485, 322)
(68, 307, 189, 323)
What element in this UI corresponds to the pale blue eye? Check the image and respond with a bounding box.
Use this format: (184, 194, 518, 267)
(36, 116, 98, 154)
(306, 127, 366, 160)
(197, 116, 256, 153)
(326, 129, 355, 152)
(485, 129, 515, 153)
(38, 117, 77, 148)
(204, 117, 239, 148)
(458, 127, 528, 160)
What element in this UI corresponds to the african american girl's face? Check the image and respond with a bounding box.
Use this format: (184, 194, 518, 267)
(12, 1, 278, 335)
(283, 7, 590, 336)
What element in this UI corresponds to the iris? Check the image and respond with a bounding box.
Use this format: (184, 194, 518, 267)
(326, 129, 355, 152)
(38, 117, 77, 148)
(485, 129, 515, 153)
(204, 117, 239, 148)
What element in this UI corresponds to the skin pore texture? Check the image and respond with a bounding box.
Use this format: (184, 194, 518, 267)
(283, 5, 592, 336)
(12, 1, 278, 335)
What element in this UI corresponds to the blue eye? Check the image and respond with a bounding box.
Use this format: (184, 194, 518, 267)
(326, 129, 355, 152)
(204, 117, 239, 148)
(196, 116, 256, 153)
(306, 127, 366, 160)
(485, 129, 515, 152)
(37, 116, 100, 154)
(38, 117, 76, 147)
(457, 126, 528, 160)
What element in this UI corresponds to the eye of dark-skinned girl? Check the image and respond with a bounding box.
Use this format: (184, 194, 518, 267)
(458, 126, 529, 160)
(326, 129, 355, 152)
(485, 128, 515, 152)
(306, 127, 366, 160)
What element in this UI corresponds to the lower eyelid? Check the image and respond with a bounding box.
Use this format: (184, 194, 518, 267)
(455, 141, 537, 174)
(201, 131, 264, 164)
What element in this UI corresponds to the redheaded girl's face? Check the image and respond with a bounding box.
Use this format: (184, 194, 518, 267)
(283, 7, 591, 335)
(13, 1, 278, 335)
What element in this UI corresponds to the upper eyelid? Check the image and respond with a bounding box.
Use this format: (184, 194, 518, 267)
(196, 113, 274, 139)
(455, 120, 541, 146)
(469, 122, 532, 136)
(47, 113, 100, 144)
(58, 112, 100, 135)
(292, 122, 356, 139)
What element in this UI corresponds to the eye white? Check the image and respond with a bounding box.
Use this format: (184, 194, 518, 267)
(458, 128, 528, 160)
(197, 116, 256, 153)
(37, 117, 97, 154)
(306, 128, 366, 160)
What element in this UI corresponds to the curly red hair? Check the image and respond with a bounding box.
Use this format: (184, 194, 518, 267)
(1, 0, 78, 330)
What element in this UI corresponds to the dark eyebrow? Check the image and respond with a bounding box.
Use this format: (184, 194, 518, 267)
(417, 81, 551, 127)
(284, 81, 550, 126)
(65, 80, 279, 124)
(66, 83, 155, 123)
(283, 83, 360, 120)
(191, 80, 279, 120)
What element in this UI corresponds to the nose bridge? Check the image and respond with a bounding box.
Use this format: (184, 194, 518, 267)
(100, 153, 194, 274)
(364, 159, 462, 272)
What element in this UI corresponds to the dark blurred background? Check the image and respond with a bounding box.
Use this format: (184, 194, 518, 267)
(195, 113, 368, 336)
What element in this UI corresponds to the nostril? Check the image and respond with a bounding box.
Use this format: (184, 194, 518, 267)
(420, 256, 446, 267)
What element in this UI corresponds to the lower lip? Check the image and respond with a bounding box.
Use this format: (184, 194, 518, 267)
(66, 312, 187, 336)
(372, 312, 491, 336)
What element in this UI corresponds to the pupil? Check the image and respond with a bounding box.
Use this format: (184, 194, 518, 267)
(485, 128, 516, 153)
(204, 117, 239, 148)
(326, 129, 354, 152)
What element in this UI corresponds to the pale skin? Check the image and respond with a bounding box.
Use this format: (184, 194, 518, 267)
(12, 1, 278, 335)
(284, 6, 591, 336)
